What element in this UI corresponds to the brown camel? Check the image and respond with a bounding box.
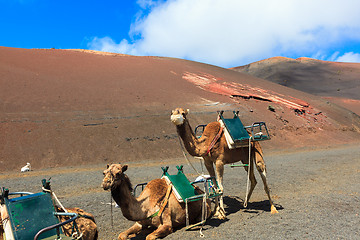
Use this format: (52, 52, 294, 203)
(56, 206, 98, 240)
(170, 108, 278, 219)
(102, 163, 211, 240)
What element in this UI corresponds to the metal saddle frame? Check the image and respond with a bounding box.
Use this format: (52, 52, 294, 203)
(195, 110, 270, 167)
(1, 179, 81, 240)
(162, 165, 222, 229)
(132, 166, 223, 230)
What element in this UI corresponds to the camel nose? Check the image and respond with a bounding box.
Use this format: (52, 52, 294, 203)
(171, 114, 184, 125)
(102, 182, 110, 190)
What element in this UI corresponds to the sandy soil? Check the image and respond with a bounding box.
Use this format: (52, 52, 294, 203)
(1, 47, 360, 173)
(1, 143, 359, 239)
(1, 48, 360, 239)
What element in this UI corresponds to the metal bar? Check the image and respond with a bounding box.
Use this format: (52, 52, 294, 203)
(8, 192, 34, 196)
(34, 213, 78, 240)
(230, 164, 249, 168)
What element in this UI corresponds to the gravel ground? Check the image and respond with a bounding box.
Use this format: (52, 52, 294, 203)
(1, 144, 360, 240)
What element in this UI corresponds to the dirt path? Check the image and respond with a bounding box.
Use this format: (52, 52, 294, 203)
(1, 144, 360, 239)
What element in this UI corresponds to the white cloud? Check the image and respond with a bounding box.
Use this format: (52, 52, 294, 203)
(88, 0, 360, 67)
(89, 37, 138, 55)
(335, 52, 360, 63)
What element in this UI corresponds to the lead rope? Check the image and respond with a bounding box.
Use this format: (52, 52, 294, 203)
(42, 187, 84, 239)
(199, 180, 208, 238)
(244, 138, 252, 208)
(177, 135, 203, 176)
(110, 192, 114, 229)
(42, 187, 68, 213)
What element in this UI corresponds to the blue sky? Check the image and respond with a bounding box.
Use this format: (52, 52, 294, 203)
(1, 0, 360, 68)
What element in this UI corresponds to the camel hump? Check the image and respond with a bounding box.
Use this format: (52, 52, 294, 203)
(203, 121, 221, 135)
(145, 178, 169, 204)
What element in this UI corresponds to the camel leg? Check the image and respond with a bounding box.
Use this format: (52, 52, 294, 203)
(118, 222, 143, 240)
(243, 157, 257, 208)
(145, 224, 172, 240)
(203, 158, 224, 219)
(214, 160, 226, 219)
(254, 149, 278, 214)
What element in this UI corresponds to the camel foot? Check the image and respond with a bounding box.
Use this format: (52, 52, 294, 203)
(118, 233, 128, 240)
(213, 207, 226, 220)
(271, 205, 279, 214)
(146, 235, 157, 240)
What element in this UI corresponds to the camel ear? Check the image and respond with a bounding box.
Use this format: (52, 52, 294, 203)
(106, 164, 109, 169)
(122, 164, 128, 173)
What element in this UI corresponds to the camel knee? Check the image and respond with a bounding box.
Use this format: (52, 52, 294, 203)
(146, 225, 172, 240)
(256, 162, 266, 174)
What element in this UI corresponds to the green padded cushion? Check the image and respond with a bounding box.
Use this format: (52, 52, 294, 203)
(5, 192, 61, 240)
(222, 117, 250, 141)
(163, 171, 200, 202)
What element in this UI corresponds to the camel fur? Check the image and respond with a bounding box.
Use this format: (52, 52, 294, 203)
(171, 108, 278, 219)
(102, 163, 211, 240)
(56, 206, 98, 240)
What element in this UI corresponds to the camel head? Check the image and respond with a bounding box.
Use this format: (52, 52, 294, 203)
(102, 163, 129, 190)
(170, 108, 189, 126)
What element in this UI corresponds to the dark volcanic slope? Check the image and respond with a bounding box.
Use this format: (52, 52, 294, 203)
(1, 47, 360, 172)
(231, 57, 360, 99)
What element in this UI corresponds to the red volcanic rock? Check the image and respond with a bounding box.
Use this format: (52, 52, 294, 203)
(1, 47, 360, 172)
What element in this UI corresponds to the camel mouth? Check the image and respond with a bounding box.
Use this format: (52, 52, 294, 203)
(171, 114, 184, 125)
(102, 182, 111, 190)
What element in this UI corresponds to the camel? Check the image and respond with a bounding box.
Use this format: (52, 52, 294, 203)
(170, 108, 278, 219)
(102, 163, 211, 240)
(55, 206, 98, 240)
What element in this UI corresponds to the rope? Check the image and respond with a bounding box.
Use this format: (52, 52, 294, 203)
(244, 138, 252, 208)
(177, 135, 202, 176)
(146, 183, 172, 219)
(42, 187, 84, 238)
(199, 184, 207, 238)
(42, 187, 68, 213)
(110, 192, 114, 229)
(205, 127, 223, 155)
(72, 231, 83, 240)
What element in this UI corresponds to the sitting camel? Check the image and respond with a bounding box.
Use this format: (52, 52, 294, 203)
(102, 163, 211, 240)
(55, 206, 98, 240)
(170, 108, 278, 219)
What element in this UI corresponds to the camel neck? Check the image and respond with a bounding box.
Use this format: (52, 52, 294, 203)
(177, 119, 201, 156)
(111, 178, 147, 221)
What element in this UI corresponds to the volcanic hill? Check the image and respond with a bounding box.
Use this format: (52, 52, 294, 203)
(231, 57, 360, 115)
(1, 47, 359, 172)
